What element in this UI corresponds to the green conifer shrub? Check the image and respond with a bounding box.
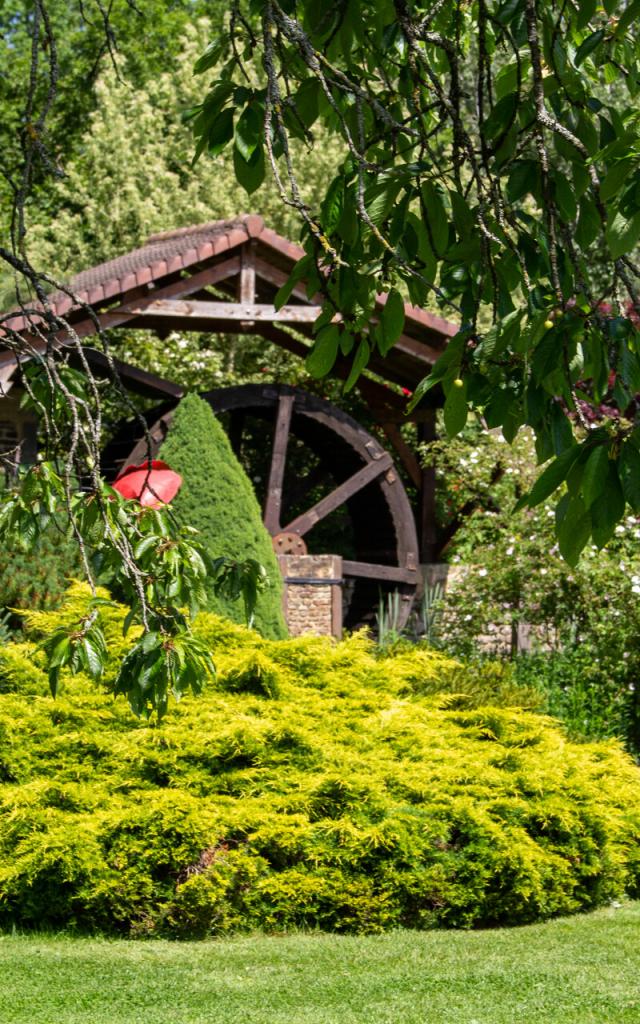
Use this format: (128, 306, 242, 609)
(0, 584, 639, 937)
(0, 521, 81, 624)
(158, 393, 286, 639)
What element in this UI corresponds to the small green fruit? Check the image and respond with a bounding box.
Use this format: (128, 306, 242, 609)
(453, 378, 464, 388)
(544, 319, 554, 330)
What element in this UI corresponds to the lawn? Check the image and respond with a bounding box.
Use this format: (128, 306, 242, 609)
(2, 904, 640, 1024)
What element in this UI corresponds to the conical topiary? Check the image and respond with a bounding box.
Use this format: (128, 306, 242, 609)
(159, 393, 287, 639)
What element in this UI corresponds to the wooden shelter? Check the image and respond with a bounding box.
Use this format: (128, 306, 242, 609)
(0, 215, 458, 630)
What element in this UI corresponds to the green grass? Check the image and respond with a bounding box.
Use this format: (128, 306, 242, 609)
(2, 904, 640, 1024)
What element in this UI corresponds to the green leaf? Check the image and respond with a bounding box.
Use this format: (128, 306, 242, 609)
(233, 145, 265, 196)
(194, 40, 225, 75)
(235, 103, 263, 162)
(443, 381, 468, 438)
(552, 173, 577, 222)
(379, 289, 405, 355)
(574, 29, 606, 66)
(449, 191, 475, 238)
(606, 209, 640, 259)
(575, 196, 601, 249)
(507, 160, 539, 203)
(591, 464, 625, 547)
(557, 496, 591, 566)
(322, 176, 344, 235)
(616, 0, 640, 35)
(481, 310, 524, 360)
(600, 159, 635, 202)
(365, 179, 401, 227)
(343, 339, 370, 392)
(576, 0, 596, 28)
(483, 93, 517, 140)
(274, 255, 314, 310)
(207, 107, 234, 157)
(292, 78, 321, 128)
(550, 403, 574, 455)
(619, 442, 640, 512)
(581, 444, 611, 507)
(520, 445, 582, 509)
(305, 324, 340, 378)
(81, 636, 104, 680)
(405, 212, 436, 283)
(421, 181, 449, 256)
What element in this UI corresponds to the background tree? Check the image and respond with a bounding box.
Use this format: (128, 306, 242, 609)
(194, 0, 640, 562)
(8, 18, 343, 389)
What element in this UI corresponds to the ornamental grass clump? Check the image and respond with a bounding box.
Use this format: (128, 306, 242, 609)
(0, 585, 639, 937)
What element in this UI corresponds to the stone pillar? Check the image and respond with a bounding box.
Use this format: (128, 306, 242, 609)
(277, 554, 343, 638)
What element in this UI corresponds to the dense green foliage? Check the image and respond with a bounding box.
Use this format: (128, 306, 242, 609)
(3, 905, 640, 1024)
(0, 521, 81, 622)
(159, 394, 286, 640)
(0, 585, 638, 937)
(422, 422, 640, 754)
(0, 0, 216, 215)
(200, 1, 640, 553)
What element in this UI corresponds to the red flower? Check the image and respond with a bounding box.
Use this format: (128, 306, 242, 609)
(112, 460, 182, 508)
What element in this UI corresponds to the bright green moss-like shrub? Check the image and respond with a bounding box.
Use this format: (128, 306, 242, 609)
(158, 393, 286, 639)
(0, 588, 639, 936)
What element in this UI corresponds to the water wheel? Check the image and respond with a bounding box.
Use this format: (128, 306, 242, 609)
(102, 384, 419, 629)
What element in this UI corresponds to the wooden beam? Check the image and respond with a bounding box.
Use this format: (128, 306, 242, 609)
(258, 324, 414, 416)
(125, 299, 323, 324)
(342, 560, 417, 583)
(79, 348, 183, 399)
(2, 257, 242, 355)
(283, 452, 393, 536)
(264, 393, 294, 533)
(254, 256, 323, 304)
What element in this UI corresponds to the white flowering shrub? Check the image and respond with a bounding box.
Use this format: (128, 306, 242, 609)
(422, 422, 640, 754)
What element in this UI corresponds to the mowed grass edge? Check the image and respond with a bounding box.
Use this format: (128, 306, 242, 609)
(2, 903, 640, 1024)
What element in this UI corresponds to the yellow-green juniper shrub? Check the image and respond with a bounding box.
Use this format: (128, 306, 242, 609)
(0, 585, 639, 936)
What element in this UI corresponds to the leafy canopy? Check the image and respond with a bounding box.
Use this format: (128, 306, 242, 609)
(195, 0, 640, 561)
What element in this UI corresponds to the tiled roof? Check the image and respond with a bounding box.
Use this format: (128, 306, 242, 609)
(0, 215, 458, 399)
(53, 214, 266, 312)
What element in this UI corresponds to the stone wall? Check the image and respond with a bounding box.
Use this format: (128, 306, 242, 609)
(278, 554, 343, 638)
(420, 562, 556, 655)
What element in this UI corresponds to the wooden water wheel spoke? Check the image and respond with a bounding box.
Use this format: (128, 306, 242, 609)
(283, 452, 393, 537)
(263, 393, 294, 533)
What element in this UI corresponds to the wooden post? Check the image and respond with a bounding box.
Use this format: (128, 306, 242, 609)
(238, 241, 257, 304)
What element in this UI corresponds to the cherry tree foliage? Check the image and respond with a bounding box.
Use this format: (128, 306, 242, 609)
(193, 0, 640, 562)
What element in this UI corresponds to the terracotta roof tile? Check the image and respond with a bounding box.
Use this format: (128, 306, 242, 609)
(65, 215, 255, 301)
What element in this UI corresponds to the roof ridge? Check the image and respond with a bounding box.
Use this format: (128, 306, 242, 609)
(144, 214, 256, 245)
